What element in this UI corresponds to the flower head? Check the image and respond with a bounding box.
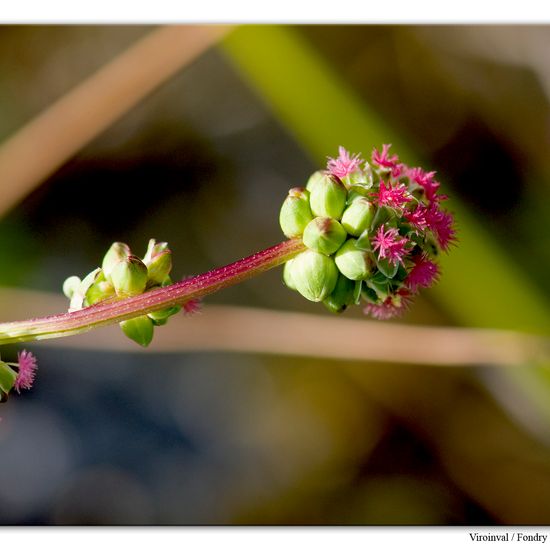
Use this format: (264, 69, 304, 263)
(371, 225, 410, 266)
(326, 146, 364, 179)
(14, 350, 37, 393)
(405, 255, 440, 293)
(281, 143, 457, 321)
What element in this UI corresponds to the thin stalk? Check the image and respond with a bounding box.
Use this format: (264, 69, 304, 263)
(0, 238, 305, 345)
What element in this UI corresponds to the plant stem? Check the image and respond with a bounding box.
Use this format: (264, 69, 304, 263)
(0, 238, 305, 345)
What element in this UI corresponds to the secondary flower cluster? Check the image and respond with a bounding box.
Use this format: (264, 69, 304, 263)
(63, 239, 198, 347)
(279, 145, 456, 319)
(0, 350, 37, 401)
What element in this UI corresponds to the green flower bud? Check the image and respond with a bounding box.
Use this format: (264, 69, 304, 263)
(341, 198, 375, 237)
(346, 185, 369, 204)
(143, 239, 172, 285)
(305, 170, 326, 191)
(0, 360, 16, 395)
(334, 239, 373, 281)
(279, 187, 313, 238)
(102, 242, 131, 278)
(148, 305, 181, 326)
(85, 276, 116, 306)
(68, 268, 102, 311)
(302, 217, 347, 256)
(63, 275, 81, 300)
(283, 259, 297, 291)
(308, 174, 347, 220)
(323, 273, 355, 314)
(110, 255, 148, 297)
(119, 315, 154, 347)
(289, 249, 338, 302)
(143, 239, 169, 264)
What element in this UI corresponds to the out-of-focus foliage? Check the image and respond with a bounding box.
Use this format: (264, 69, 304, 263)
(0, 25, 550, 525)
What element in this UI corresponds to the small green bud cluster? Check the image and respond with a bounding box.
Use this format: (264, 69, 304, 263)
(279, 146, 456, 319)
(63, 239, 179, 346)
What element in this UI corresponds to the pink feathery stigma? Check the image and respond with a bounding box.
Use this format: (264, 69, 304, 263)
(378, 181, 411, 208)
(14, 350, 37, 393)
(372, 144, 399, 169)
(390, 163, 406, 179)
(425, 204, 456, 252)
(183, 298, 201, 315)
(371, 225, 410, 266)
(363, 291, 412, 320)
(405, 255, 440, 293)
(404, 204, 429, 232)
(408, 167, 441, 203)
(326, 146, 364, 178)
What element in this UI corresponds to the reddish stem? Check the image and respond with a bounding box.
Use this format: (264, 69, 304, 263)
(0, 238, 305, 343)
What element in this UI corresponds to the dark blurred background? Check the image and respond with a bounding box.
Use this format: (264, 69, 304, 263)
(0, 25, 549, 525)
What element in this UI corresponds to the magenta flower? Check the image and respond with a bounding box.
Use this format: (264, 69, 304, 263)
(183, 298, 201, 315)
(425, 204, 456, 252)
(372, 144, 399, 169)
(14, 350, 37, 393)
(326, 146, 364, 179)
(405, 255, 440, 293)
(407, 167, 442, 203)
(377, 181, 411, 209)
(363, 291, 412, 320)
(404, 204, 429, 231)
(371, 224, 410, 266)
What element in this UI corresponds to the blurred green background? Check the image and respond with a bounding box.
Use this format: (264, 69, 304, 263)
(0, 24, 550, 525)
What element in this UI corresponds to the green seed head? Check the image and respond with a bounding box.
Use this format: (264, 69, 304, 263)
(288, 249, 339, 302)
(279, 187, 313, 238)
(323, 273, 356, 314)
(334, 239, 373, 281)
(302, 217, 347, 255)
(102, 242, 131, 278)
(308, 174, 347, 219)
(341, 198, 375, 237)
(110, 255, 148, 297)
(119, 315, 154, 347)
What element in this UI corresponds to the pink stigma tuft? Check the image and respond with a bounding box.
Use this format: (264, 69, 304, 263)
(407, 167, 442, 203)
(371, 225, 410, 266)
(377, 181, 411, 209)
(14, 350, 37, 393)
(405, 255, 440, 292)
(327, 146, 364, 178)
(363, 291, 412, 320)
(372, 144, 399, 169)
(183, 299, 201, 315)
(425, 204, 456, 252)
